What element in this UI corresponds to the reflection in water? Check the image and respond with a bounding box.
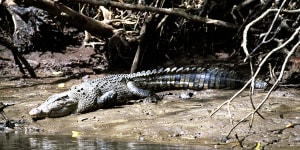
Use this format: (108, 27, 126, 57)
(0, 133, 205, 150)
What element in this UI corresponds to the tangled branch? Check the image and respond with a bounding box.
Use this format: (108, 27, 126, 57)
(242, 8, 300, 60)
(72, 0, 241, 30)
(211, 3, 300, 138)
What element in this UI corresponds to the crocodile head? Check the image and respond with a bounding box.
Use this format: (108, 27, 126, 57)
(29, 91, 78, 120)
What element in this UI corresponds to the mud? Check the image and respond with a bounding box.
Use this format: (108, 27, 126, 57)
(1, 48, 300, 149)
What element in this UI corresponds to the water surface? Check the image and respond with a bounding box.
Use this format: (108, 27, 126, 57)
(0, 133, 208, 150)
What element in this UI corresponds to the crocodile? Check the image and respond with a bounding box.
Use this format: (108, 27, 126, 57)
(29, 67, 267, 120)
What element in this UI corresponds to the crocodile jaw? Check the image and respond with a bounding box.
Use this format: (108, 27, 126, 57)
(29, 91, 77, 120)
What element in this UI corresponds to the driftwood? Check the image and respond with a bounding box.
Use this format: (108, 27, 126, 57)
(20, 0, 115, 38)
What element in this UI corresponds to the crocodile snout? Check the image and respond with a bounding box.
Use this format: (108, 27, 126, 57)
(29, 107, 46, 120)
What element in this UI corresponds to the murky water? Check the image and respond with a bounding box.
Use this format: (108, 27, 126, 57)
(0, 133, 207, 150)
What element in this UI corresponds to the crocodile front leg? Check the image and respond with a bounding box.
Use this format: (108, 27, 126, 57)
(77, 90, 118, 113)
(97, 90, 118, 108)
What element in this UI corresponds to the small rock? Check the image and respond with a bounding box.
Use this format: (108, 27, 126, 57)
(179, 90, 195, 99)
(138, 135, 145, 141)
(194, 132, 201, 138)
(80, 118, 88, 121)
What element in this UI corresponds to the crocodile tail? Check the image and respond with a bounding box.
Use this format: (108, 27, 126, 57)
(135, 68, 246, 91)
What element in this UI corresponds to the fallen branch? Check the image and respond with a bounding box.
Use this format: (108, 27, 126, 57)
(20, 0, 115, 38)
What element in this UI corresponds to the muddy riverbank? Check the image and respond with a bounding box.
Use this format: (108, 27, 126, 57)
(1, 48, 300, 149)
(1, 75, 300, 149)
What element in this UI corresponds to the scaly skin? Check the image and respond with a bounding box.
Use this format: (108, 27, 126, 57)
(29, 67, 268, 120)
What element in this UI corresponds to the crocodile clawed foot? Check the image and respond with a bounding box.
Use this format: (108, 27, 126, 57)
(142, 93, 163, 104)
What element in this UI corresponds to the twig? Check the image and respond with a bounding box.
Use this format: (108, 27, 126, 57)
(249, 58, 265, 121)
(0, 102, 14, 121)
(261, 0, 287, 43)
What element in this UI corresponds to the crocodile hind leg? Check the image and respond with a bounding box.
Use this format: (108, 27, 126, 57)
(127, 81, 161, 103)
(127, 81, 151, 97)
